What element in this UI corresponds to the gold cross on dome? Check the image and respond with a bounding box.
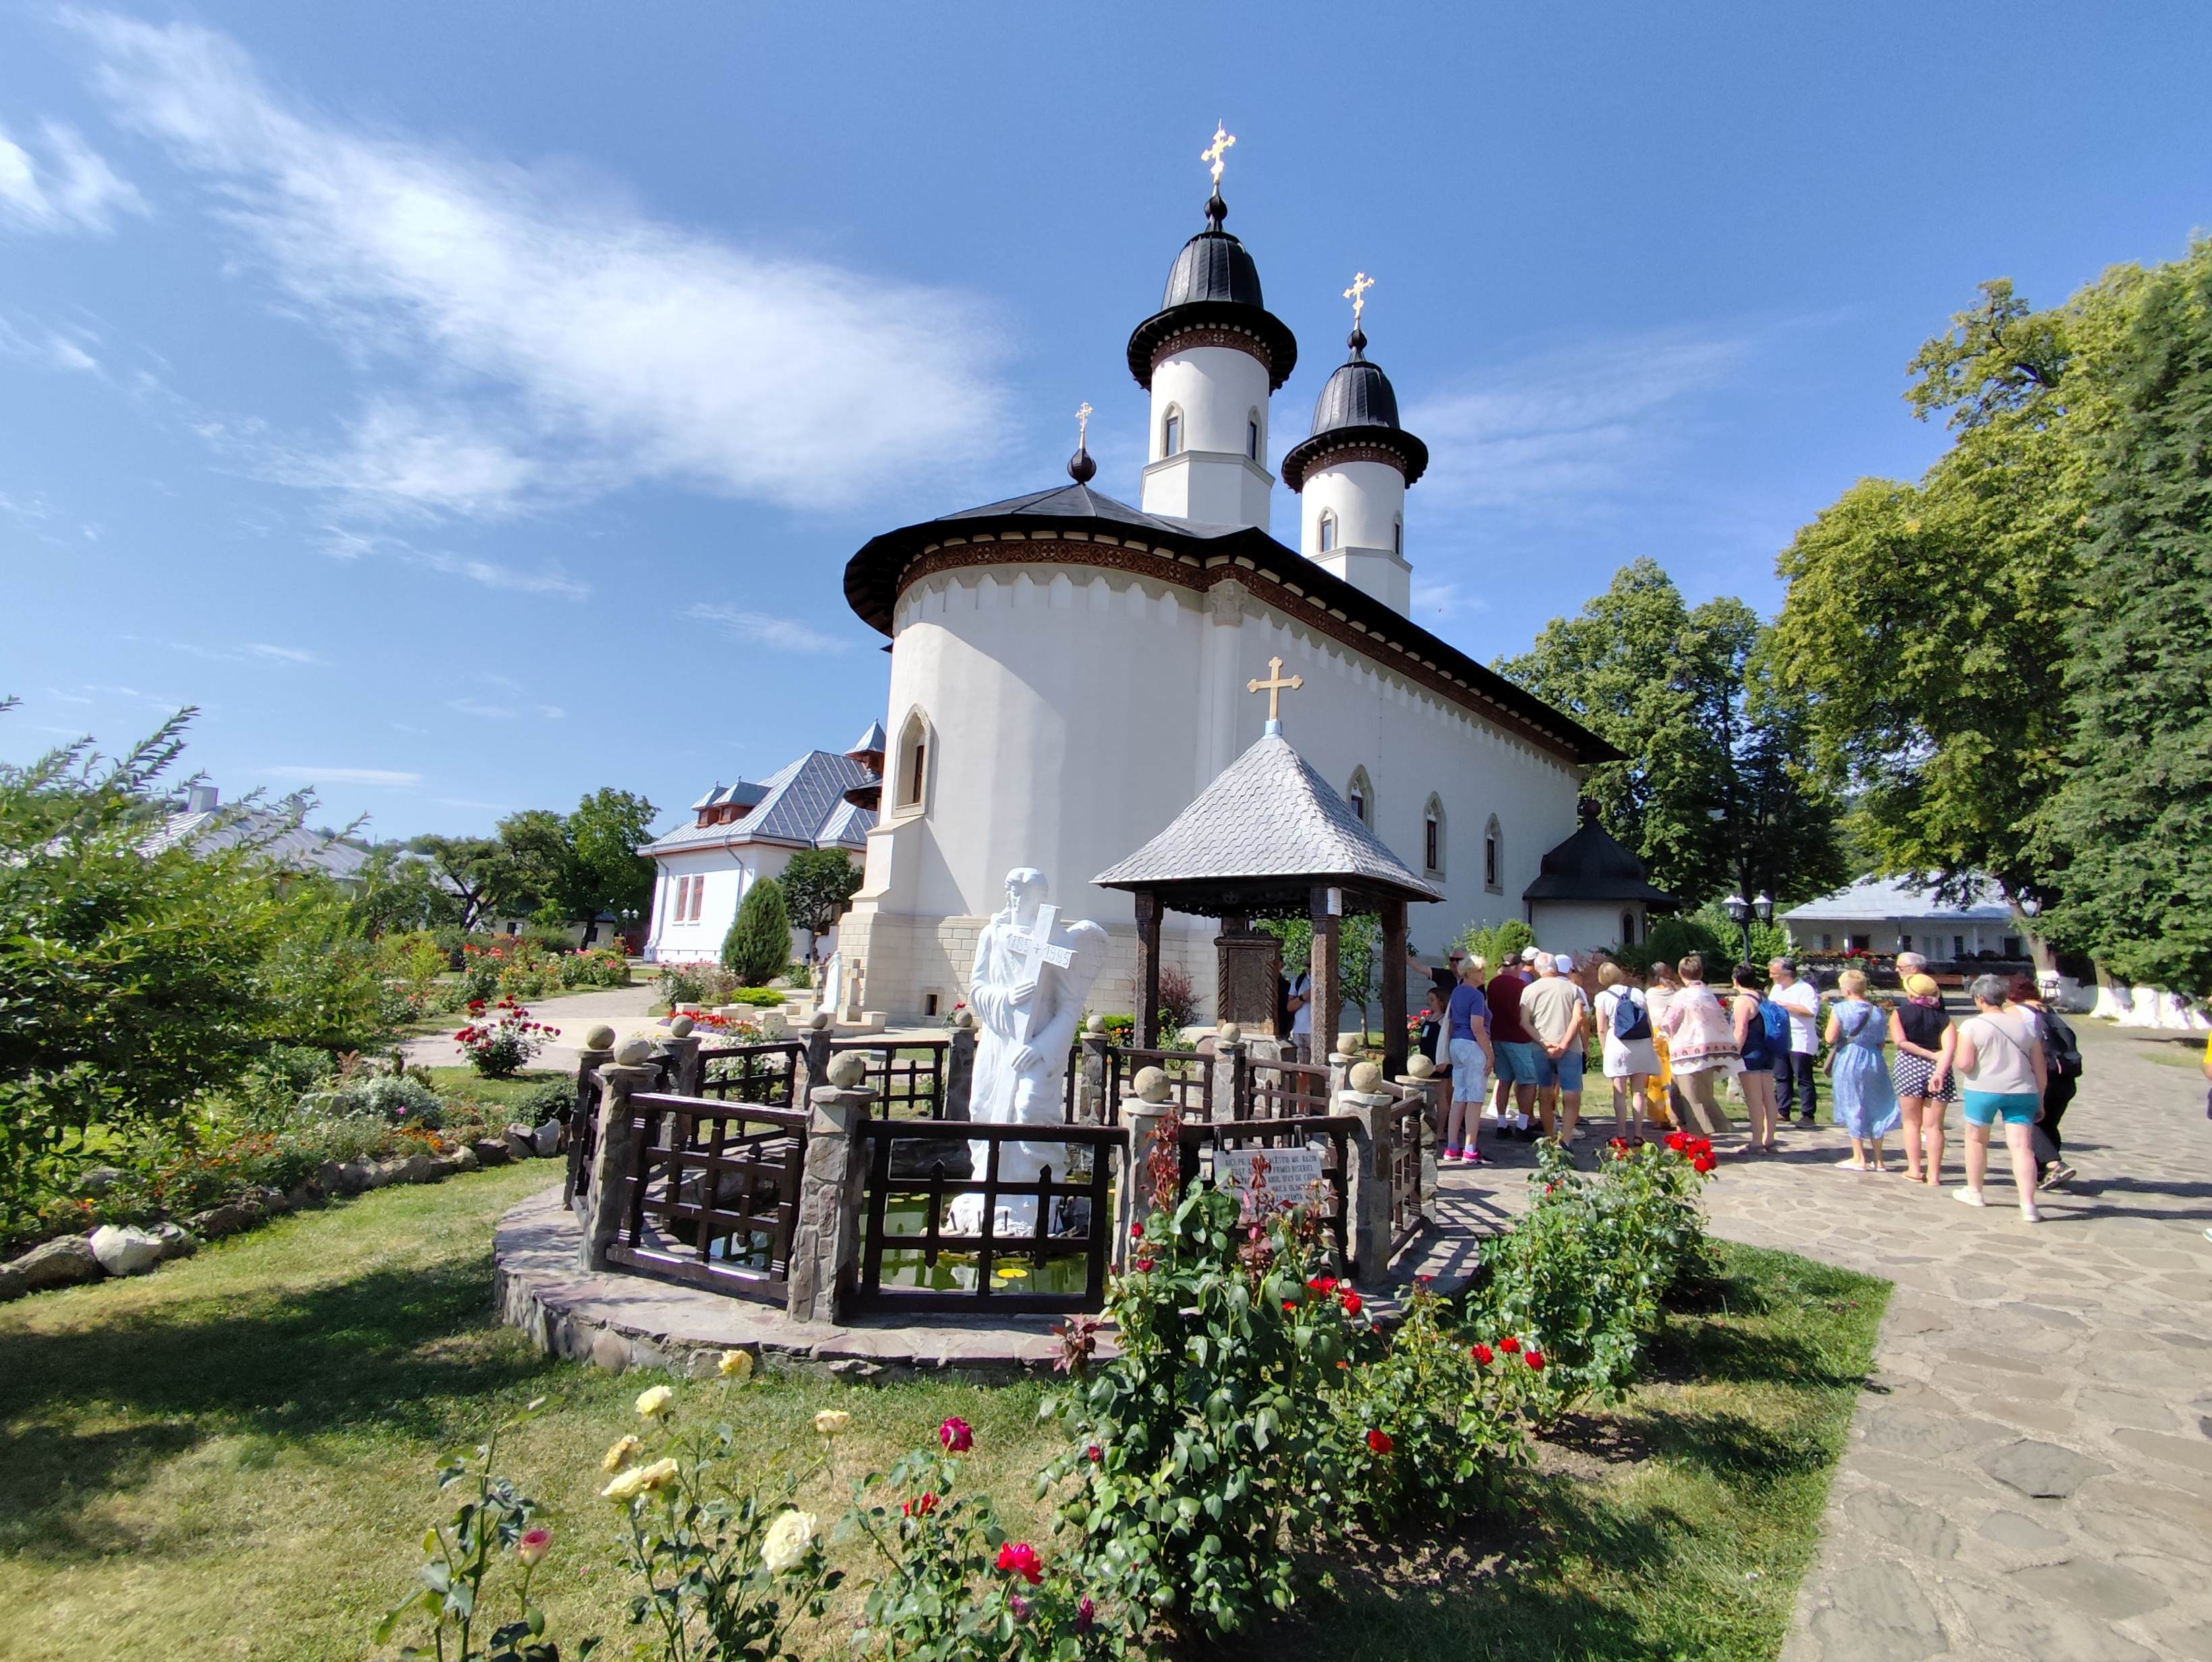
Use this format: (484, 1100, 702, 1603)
(1246, 656, 1304, 723)
(1201, 122, 1237, 186)
(1343, 271, 1374, 328)
(1075, 401, 1092, 446)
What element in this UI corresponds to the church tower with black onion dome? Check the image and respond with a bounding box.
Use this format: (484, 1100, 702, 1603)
(1280, 283, 1428, 617)
(1126, 126, 1296, 529)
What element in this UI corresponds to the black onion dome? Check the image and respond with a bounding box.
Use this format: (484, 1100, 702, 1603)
(1126, 193, 1298, 393)
(1279, 328, 1430, 492)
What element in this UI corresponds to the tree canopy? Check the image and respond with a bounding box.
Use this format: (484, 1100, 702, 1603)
(781, 848, 863, 965)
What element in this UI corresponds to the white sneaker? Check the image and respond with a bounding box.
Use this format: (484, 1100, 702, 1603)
(1953, 1188, 1986, 1208)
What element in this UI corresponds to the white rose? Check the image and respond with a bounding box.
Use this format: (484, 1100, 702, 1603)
(635, 1385, 674, 1419)
(760, 1508, 818, 1574)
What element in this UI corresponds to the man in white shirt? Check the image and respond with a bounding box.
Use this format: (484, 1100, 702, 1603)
(1768, 956, 1822, 1124)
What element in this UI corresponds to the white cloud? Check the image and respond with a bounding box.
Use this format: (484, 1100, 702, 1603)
(165, 639, 323, 665)
(447, 697, 564, 722)
(261, 764, 422, 786)
(687, 601, 850, 655)
(1407, 331, 1752, 521)
(247, 643, 320, 664)
(320, 525, 589, 599)
(0, 118, 145, 235)
(74, 13, 1008, 518)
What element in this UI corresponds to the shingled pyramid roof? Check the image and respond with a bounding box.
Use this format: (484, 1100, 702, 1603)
(1093, 729, 1441, 915)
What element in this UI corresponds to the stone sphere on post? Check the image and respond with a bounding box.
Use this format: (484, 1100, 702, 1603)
(667, 1014, 695, 1039)
(614, 1036, 656, 1067)
(1216, 1021, 1242, 1045)
(953, 1007, 975, 1031)
(1084, 1012, 1107, 1036)
(1335, 1033, 1363, 1060)
(1347, 1060, 1382, 1093)
(1405, 1054, 1434, 1080)
(1134, 1066, 1172, 1104)
(583, 1024, 617, 1052)
(825, 1051, 870, 1090)
(808, 1010, 832, 1031)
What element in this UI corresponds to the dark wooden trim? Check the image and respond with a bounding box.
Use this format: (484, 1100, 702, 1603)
(1134, 891, 1163, 1050)
(1309, 886, 1339, 1063)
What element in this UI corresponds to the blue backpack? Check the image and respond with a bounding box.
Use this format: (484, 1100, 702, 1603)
(1759, 998, 1789, 1045)
(1612, 989, 1652, 1042)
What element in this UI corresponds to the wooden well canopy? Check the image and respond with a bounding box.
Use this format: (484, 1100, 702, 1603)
(1093, 728, 1442, 1074)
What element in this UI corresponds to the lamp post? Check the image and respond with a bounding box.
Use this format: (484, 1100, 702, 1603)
(1724, 893, 1751, 968)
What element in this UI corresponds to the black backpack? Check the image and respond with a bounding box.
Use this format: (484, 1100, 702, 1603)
(2043, 1010, 2083, 1079)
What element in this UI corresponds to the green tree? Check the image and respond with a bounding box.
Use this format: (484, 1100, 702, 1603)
(412, 834, 509, 931)
(564, 787, 658, 925)
(1498, 559, 1844, 907)
(493, 808, 573, 920)
(1255, 914, 1382, 1037)
(348, 843, 462, 937)
(780, 848, 863, 966)
(722, 878, 792, 986)
(2031, 243, 2212, 994)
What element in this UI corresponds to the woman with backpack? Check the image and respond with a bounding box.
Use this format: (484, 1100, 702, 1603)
(1730, 963, 1782, 1154)
(2006, 974, 2080, 1189)
(1889, 972, 1958, 1186)
(1594, 962, 1659, 1143)
(1826, 968, 1900, 1172)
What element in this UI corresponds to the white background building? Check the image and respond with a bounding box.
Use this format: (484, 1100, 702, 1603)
(1781, 875, 2023, 960)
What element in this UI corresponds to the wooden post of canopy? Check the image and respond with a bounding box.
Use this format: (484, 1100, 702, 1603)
(1134, 890, 1163, 1050)
(1380, 896, 1408, 1078)
(1308, 884, 1339, 1064)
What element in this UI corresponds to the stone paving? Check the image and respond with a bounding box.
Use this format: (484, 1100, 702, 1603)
(1428, 1024, 2211, 1660)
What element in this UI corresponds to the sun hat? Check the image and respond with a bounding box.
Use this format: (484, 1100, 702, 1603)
(1521, 946, 1540, 963)
(1904, 973, 1940, 998)
(1554, 953, 1575, 973)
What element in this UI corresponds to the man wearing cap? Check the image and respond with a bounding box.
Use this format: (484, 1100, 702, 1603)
(1524, 950, 1590, 1145)
(1484, 950, 1540, 1138)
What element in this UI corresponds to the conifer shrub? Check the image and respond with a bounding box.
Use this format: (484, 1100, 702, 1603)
(721, 879, 791, 987)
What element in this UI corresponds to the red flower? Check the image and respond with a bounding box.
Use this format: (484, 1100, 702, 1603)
(1365, 1428, 1393, 1454)
(996, 1541, 1043, 1585)
(1307, 1276, 1338, 1294)
(1498, 1334, 1521, 1354)
(937, 1416, 973, 1454)
(902, 1492, 937, 1518)
(1469, 1342, 1494, 1366)
(1075, 1595, 1096, 1634)
(1086, 1443, 1103, 1464)
(1132, 1256, 1156, 1273)
(1129, 1220, 1142, 1240)
(1282, 1299, 1298, 1312)
(1337, 1288, 1364, 1318)
(1692, 1153, 1717, 1174)
(1525, 1348, 1547, 1371)
(1664, 1130, 1689, 1152)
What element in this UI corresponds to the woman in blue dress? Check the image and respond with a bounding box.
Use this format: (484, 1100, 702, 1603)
(1825, 967, 1900, 1172)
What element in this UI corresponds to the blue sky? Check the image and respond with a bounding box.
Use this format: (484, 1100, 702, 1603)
(5, 3, 2208, 840)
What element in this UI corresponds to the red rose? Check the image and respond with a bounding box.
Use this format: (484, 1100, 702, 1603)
(1664, 1130, 1689, 1152)
(1086, 1443, 1102, 1463)
(1692, 1153, 1716, 1174)
(1469, 1342, 1494, 1366)
(1307, 1276, 1338, 1295)
(1133, 1257, 1155, 1272)
(1282, 1298, 1297, 1312)
(1075, 1595, 1096, 1634)
(1498, 1335, 1521, 1354)
(1337, 1289, 1364, 1318)
(1525, 1348, 1547, 1371)
(996, 1541, 1043, 1585)
(902, 1492, 937, 1518)
(1365, 1428, 1393, 1454)
(938, 1416, 973, 1454)
(1130, 1221, 1142, 1239)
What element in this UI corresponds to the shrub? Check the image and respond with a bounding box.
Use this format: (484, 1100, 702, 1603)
(514, 1077, 575, 1128)
(722, 880, 791, 987)
(1045, 1141, 1354, 1638)
(1155, 963, 1200, 1039)
(556, 946, 631, 989)
(1455, 918, 1536, 970)
(454, 1000, 555, 1079)
(306, 1071, 446, 1129)
(656, 960, 741, 1008)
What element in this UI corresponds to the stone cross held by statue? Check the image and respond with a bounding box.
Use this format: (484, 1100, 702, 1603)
(1247, 656, 1304, 725)
(1004, 903, 1074, 1044)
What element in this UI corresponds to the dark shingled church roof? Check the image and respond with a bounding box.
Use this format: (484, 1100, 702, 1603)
(1125, 191, 1298, 393)
(1521, 800, 1677, 907)
(1093, 730, 1441, 917)
(1280, 328, 1430, 491)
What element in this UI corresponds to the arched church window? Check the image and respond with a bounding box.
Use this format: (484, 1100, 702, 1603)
(1319, 511, 1339, 552)
(1393, 517, 1403, 556)
(1347, 768, 1372, 826)
(1484, 815, 1503, 892)
(896, 711, 931, 812)
(1423, 795, 1445, 876)
(1246, 412, 1260, 461)
(1162, 407, 1183, 458)
(1621, 910, 1637, 946)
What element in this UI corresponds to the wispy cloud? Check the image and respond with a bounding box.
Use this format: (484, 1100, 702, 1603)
(321, 525, 589, 600)
(687, 602, 850, 655)
(261, 764, 422, 786)
(1409, 579, 1489, 623)
(0, 118, 144, 235)
(73, 13, 1008, 519)
(0, 313, 104, 375)
(166, 639, 325, 665)
(247, 642, 320, 664)
(1408, 331, 1753, 523)
(448, 697, 564, 722)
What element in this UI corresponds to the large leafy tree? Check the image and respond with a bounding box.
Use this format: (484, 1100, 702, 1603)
(564, 787, 658, 925)
(2031, 244, 2212, 993)
(780, 847, 863, 966)
(1497, 559, 1843, 907)
(411, 834, 512, 931)
(1768, 274, 2143, 896)
(348, 843, 463, 937)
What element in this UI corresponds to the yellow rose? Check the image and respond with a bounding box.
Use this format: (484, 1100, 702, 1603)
(717, 1349, 754, 1381)
(760, 1508, 818, 1574)
(601, 1434, 642, 1474)
(813, 1409, 852, 1438)
(635, 1385, 674, 1419)
(602, 1458, 680, 1502)
(637, 1457, 678, 1492)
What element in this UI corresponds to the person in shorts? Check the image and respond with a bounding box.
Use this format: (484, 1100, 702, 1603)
(1768, 956, 1822, 1123)
(1443, 958, 1496, 1165)
(1888, 971, 1956, 1186)
(1952, 973, 2046, 1223)
(1484, 954, 1539, 1139)
(1523, 951, 1589, 1143)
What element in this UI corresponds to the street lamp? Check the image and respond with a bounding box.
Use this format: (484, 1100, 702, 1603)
(2017, 892, 2042, 919)
(1724, 892, 1751, 967)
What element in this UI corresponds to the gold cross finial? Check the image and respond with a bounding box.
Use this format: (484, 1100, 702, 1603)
(1201, 122, 1237, 187)
(1075, 401, 1092, 446)
(1246, 655, 1304, 724)
(1343, 271, 1374, 328)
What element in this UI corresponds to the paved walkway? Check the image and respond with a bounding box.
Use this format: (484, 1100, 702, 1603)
(1430, 1023, 2211, 1659)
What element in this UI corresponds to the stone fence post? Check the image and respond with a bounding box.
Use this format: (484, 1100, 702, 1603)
(1076, 1016, 1110, 1124)
(655, 1016, 702, 1097)
(793, 1011, 834, 1103)
(581, 1039, 660, 1271)
(1328, 1031, 1362, 1103)
(1119, 1068, 1175, 1253)
(566, 1023, 616, 1209)
(1209, 1025, 1244, 1124)
(1339, 1060, 1395, 1289)
(786, 1052, 873, 1324)
(944, 1010, 976, 1120)
(1395, 1055, 1440, 1206)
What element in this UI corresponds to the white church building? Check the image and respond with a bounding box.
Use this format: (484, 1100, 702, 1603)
(830, 150, 1625, 1025)
(641, 726, 881, 965)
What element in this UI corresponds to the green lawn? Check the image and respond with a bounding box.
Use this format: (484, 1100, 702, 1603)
(418, 1065, 573, 1110)
(0, 1164, 1885, 1662)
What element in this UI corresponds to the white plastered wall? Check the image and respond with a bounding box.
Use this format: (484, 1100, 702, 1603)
(644, 843, 814, 964)
(1301, 457, 1411, 614)
(1139, 345, 1275, 528)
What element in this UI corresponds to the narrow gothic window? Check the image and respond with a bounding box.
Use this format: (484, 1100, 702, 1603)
(1484, 817, 1502, 891)
(1162, 409, 1182, 457)
(1621, 910, 1637, 946)
(897, 712, 931, 810)
(1347, 768, 1372, 826)
(1320, 511, 1338, 552)
(1393, 517, 1403, 555)
(689, 876, 705, 922)
(1246, 416, 1260, 460)
(1423, 797, 1443, 874)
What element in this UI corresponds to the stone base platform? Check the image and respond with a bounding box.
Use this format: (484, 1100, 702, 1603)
(494, 1185, 1093, 1381)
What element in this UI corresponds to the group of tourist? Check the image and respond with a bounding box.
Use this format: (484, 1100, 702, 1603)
(1408, 944, 2083, 1223)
